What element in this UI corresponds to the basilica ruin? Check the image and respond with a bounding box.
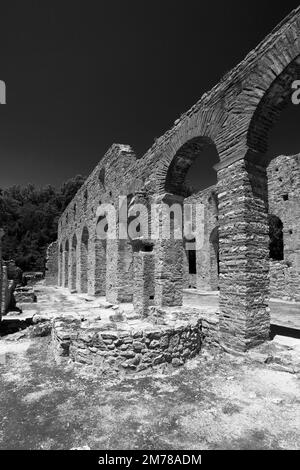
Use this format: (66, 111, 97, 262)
(43, 7, 300, 365)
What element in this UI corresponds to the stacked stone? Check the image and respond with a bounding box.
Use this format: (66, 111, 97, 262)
(216, 159, 270, 352)
(52, 317, 203, 373)
(51, 7, 300, 353)
(51, 316, 81, 359)
(267, 155, 300, 302)
(133, 251, 155, 317)
(45, 241, 59, 286)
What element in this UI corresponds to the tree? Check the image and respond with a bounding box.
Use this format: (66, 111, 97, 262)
(0, 175, 85, 272)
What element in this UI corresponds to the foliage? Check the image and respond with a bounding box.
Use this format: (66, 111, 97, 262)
(0, 176, 85, 271)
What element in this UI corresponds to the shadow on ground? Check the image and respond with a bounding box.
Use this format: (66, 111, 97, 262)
(0, 336, 299, 450)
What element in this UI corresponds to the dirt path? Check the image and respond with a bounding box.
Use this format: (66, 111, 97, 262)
(0, 334, 299, 450)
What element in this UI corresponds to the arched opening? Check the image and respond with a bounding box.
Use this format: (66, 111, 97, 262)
(64, 239, 69, 288)
(247, 56, 300, 307)
(248, 56, 300, 157)
(165, 137, 219, 197)
(80, 226, 89, 293)
(155, 136, 220, 307)
(218, 52, 300, 350)
(71, 234, 77, 292)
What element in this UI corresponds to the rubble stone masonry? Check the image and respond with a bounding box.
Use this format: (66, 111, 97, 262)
(47, 7, 300, 352)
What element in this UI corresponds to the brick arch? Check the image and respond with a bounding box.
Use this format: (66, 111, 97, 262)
(153, 108, 224, 195)
(164, 136, 219, 196)
(80, 226, 89, 293)
(247, 55, 300, 157)
(71, 234, 78, 292)
(226, 11, 300, 158)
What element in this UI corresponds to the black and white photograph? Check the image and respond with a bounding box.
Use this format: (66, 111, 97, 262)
(0, 0, 299, 459)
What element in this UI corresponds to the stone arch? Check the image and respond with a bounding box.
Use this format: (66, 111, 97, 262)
(80, 226, 89, 293)
(234, 9, 300, 159)
(153, 132, 221, 307)
(164, 137, 219, 197)
(64, 239, 69, 288)
(214, 12, 300, 350)
(247, 57, 300, 158)
(71, 234, 78, 292)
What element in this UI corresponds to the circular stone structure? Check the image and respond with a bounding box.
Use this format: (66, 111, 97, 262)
(52, 307, 204, 374)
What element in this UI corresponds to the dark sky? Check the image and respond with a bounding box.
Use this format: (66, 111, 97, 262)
(0, 0, 300, 190)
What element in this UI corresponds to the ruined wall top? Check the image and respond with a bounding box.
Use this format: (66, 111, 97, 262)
(58, 7, 300, 244)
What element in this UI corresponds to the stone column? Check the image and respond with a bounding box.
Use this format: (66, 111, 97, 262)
(216, 157, 270, 351)
(154, 194, 184, 307)
(93, 238, 107, 296)
(133, 250, 155, 317)
(45, 241, 59, 286)
(106, 238, 134, 304)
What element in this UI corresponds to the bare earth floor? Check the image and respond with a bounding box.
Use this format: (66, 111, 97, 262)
(0, 285, 299, 450)
(0, 335, 300, 449)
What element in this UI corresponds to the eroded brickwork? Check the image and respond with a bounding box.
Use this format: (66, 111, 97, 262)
(45, 241, 58, 286)
(268, 155, 300, 301)
(47, 7, 300, 352)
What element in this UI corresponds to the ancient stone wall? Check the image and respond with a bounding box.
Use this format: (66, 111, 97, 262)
(52, 314, 203, 373)
(184, 186, 219, 291)
(56, 7, 300, 351)
(45, 241, 59, 286)
(267, 155, 300, 301)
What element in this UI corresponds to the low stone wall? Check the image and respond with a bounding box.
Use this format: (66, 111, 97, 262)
(52, 312, 206, 373)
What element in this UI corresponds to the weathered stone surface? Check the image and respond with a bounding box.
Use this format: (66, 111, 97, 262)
(51, 314, 203, 374)
(49, 7, 300, 353)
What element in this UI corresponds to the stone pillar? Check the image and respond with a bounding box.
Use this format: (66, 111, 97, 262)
(217, 158, 270, 351)
(93, 238, 107, 296)
(133, 251, 155, 317)
(45, 241, 59, 286)
(62, 248, 69, 289)
(106, 238, 133, 303)
(154, 194, 184, 307)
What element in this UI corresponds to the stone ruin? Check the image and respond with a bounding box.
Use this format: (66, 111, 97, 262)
(43, 7, 300, 363)
(0, 231, 38, 324)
